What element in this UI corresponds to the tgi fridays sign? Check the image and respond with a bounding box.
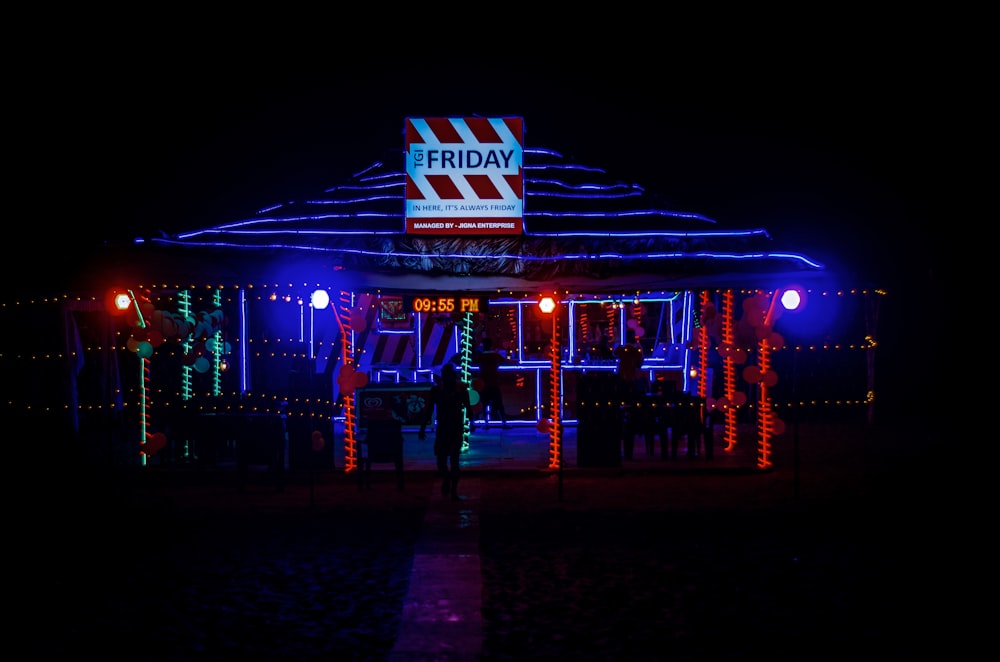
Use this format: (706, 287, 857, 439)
(404, 117, 524, 235)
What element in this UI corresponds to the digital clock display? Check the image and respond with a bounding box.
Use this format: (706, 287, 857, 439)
(405, 295, 487, 314)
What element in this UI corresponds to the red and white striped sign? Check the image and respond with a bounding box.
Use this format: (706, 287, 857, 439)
(405, 117, 524, 235)
(352, 294, 459, 377)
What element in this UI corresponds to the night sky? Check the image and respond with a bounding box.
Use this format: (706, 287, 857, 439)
(22, 37, 927, 288)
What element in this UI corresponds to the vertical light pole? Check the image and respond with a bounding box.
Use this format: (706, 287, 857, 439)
(776, 286, 807, 499)
(792, 342, 799, 500)
(115, 289, 152, 466)
(539, 295, 563, 501)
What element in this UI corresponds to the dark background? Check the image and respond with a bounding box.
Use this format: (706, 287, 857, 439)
(17, 29, 930, 287)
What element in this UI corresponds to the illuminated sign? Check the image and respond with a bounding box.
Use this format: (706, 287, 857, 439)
(404, 117, 524, 236)
(404, 295, 487, 314)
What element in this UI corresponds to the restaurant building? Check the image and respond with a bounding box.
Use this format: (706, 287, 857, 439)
(7, 117, 879, 473)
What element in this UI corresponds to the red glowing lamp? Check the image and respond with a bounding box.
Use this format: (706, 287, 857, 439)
(106, 288, 132, 314)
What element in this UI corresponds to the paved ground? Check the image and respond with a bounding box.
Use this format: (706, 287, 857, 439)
(19, 418, 956, 660)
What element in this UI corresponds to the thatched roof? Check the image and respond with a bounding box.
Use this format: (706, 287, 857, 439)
(86, 146, 828, 294)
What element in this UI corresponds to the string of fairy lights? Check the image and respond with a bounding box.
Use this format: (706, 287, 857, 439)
(2, 286, 885, 427)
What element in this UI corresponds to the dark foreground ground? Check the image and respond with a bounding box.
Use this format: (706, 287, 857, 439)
(19, 419, 955, 661)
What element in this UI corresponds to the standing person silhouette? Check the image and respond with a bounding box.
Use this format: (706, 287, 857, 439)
(474, 337, 511, 429)
(591, 334, 613, 362)
(614, 328, 646, 460)
(419, 363, 473, 501)
(614, 328, 645, 394)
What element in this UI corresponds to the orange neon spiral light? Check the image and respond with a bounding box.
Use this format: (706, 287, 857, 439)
(336, 291, 358, 472)
(756, 334, 775, 470)
(547, 305, 563, 469)
(697, 290, 710, 399)
(722, 290, 738, 452)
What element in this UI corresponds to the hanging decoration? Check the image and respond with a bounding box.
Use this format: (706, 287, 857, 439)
(335, 290, 366, 472)
(546, 300, 563, 470)
(459, 312, 475, 452)
(719, 289, 743, 452)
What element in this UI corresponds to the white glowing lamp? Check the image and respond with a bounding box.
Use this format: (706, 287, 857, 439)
(311, 289, 330, 310)
(780, 286, 806, 312)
